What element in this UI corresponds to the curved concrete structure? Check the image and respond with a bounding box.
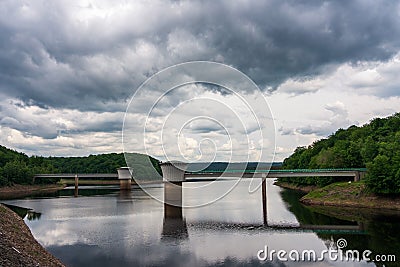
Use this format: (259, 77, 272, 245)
(160, 162, 187, 182)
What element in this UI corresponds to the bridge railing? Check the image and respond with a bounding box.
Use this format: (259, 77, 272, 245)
(185, 168, 367, 174)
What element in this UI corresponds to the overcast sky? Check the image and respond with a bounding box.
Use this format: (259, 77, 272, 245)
(1, 0, 400, 162)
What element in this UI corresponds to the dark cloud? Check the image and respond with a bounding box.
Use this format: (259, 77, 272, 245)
(0, 0, 399, 112)
(60, 119, 123, 136)
(188, 120, 225, 134)
(0, 99, 124, 139)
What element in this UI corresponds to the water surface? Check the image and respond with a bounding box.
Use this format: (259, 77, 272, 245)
(3, 180, 399, 266)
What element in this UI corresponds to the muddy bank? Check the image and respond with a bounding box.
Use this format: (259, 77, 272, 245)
(273, 181, 318, 193)
(0, 184, 65, 200)
(0, 204, 65, 267)
(275, 181, 400, 211)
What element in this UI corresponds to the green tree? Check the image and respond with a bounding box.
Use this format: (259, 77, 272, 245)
(365, 155, 396, 194)
(2, 160, 32, 185)
(361, 136, 378, 163)
(281, 112, 400, 194)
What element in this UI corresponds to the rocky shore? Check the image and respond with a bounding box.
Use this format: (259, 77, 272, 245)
(0, 204, 65, 267)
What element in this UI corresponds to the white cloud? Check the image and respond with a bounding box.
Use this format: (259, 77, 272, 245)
(1, 1, 400, 162)
(277, 53, 400, 98)
(269, 56, 400, 160)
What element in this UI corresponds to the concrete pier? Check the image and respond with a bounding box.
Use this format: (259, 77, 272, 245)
(262, 179, 267, 225)
(74, 174, 79, 197)
(160, 162, 187, 207)
(159, 162, 188, 239)
(164, 182, 183, 209)
(117, 167, 132, 190)
(354, 171, 366, 182)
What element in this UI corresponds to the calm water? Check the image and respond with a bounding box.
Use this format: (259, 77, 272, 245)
(3, 180, 400, 267)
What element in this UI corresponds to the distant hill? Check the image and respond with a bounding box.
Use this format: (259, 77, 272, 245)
(124, 153, 162, 181)
(0, 144, 283, 186)
(0, 146, 162, 186)
(281, 112, 400, 194)
(185, 162, 282, 172)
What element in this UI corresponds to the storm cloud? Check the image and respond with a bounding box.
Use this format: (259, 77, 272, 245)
(1, 0, 400, 111)
(1, 0, 400, 158)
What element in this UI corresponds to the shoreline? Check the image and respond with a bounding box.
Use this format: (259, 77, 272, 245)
(0, 181, 163, 200)
(0, 203, 65, 266)
(273, 181, 317, 193)
(276, 181, 400, 211)
(0, 184, 66, 200)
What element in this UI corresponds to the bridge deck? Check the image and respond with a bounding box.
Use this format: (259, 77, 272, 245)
(34, 173, 118, 179)
(34, 168, 366, 181)
(185, 168, 366, 180)
(187, 168, 366, 174)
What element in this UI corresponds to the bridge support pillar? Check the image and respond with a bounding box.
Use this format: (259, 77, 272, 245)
(74, 174, 79, 197)
(117, 167, 132, 190)
(354, 171, 365, 182)
(164, 182, 183, 215)
(262, 177, 267, 225)
(160, 162, 187, 218)
(354, 172, 359, 182)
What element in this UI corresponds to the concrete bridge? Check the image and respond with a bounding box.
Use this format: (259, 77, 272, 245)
(185, 168, 366, 181)
(35, 164, 367, 231)
(33, 167, 132, 196)
(160, 162, 367, 228)
(33, 173, 118, 181)
(34, 164, 367, 192)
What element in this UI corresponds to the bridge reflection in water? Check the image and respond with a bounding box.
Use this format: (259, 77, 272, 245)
(161, 182, 364, 239)
(162, 205, 188, 241)
(162, 181, 189, 240)
(35, 163, 366, 236)
(159, 162, 366, 238)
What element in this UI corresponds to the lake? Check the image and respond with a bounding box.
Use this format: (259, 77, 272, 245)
(3, 180, 400, 267)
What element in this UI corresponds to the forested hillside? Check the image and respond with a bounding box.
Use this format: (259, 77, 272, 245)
(281, 113, 400, 194)
(0, 146, 161, 186)
(47, 153, 126, 173)
(0, 146, 56, 186)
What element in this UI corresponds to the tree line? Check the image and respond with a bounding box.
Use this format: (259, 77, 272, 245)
(280, 112, 400, 194)
(1, 112, 399, 192)
(0, 146, 161, 186)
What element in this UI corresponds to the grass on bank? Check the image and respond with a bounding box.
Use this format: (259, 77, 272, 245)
(300, 181, 400, 210)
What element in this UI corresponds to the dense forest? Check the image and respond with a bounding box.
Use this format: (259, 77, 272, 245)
(0, 146, 56, 186)
(0, 146, 161, 186)
(280, 112, 400, 194)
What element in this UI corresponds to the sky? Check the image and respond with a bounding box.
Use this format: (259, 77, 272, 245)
(0, 0, 400, 162)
